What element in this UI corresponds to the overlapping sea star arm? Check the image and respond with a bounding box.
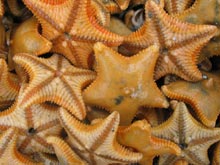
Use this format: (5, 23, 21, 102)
(47, 136, 88, 165)
(59, 109, 143, 165)
(0, 59, 19, 109)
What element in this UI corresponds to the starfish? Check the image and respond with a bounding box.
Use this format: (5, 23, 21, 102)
(161, 71, 220, 127)
(0, 127, 42, 165)
(22, 0, 123, 68)
(59, 108, 143, 165)
(0, 59, 20, 110)
(47, 136, 88, 165)
(175, 0, 220, 61)
(213, 142, 220, 165)
(123, 0, 218, 81)
(83, 42, 168, 125)
(164, 0, 194, 14)
(13, 53, 96, 120)
(0, 90, 63, 154)
(152, 101, 220, 165)
(117, 119, 181, 165)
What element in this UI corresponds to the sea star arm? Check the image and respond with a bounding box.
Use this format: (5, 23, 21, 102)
(47, 136, 88, 165)
(0, 127, 43, 164)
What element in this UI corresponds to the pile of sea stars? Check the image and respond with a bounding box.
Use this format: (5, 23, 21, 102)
(0, 0, 219, 164)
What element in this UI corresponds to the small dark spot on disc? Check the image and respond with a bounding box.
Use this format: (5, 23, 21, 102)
(179, 142, 188, 149)
(28, 127, 36, 135)
(114, 96, 124, 105)
(160, 47, 169, 55)
(64, 32, 71, 40)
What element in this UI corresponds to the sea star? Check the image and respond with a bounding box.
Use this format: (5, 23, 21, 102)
(59, 108, 143, 165)
(13, 53, 96, 120)
(0, 85, 62, 154)
(161, 71, 220, 127)
(152, 101, 220, 164)
(123, 0, 217, 81)
(117, 119, 181, 165)
(0, 127, 42, 164)
(83, 42, 168, 125)
(47, 136, 88, 165)
(175, 0, 220, 61)
(22, 0, 124, 68)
